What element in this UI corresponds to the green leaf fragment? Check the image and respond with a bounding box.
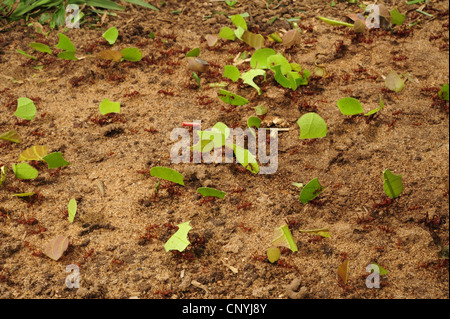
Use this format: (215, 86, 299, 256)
(439, 84, 449, 101)
(267, 247, 281, 263)
(18, 145, 49, 161)
(150, 167, 185, 186)
(30, 42, 52, 54)
(218, 89, 249, 106)
(383, 169, 404, 199)
(16, 49, 37, 60)
(197, 187, 226, 199)
(299, 178, 325, 204)
(99, 98, 121, 115)
(317, 16, 354, 27)
(297, 113, 328, 139)
(121, 48, 142, 62)
(390, 8, 406, 25)
(12, 163, 38, 180)
(228, 143, 259, 174)
(0, 166, 6, 187)
(14, 97, 36, 121)
(300, 228, 330, 238)
(43, 152, 71, 169)
(219, 27, 236, 41)
(56, 33, 76, 52)
(337, 97, 364, 116)
(250, 48, 276, 69)
(186, 47, 200, 58)
(68, 198, 77, 223)
(241, 69, 266, 94)
(231, 14, 248, 30)
(11, 192, 36, 197)
(164, 221, 192, 252)
(58, 51, 78, 61)
(0, 130, 21, 143)
(272, 225, 298, 252)
(102, 27, 119, 45)
(223, 65, 240, 82)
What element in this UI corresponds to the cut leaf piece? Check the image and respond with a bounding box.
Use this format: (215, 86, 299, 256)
(0, 130, 21, 143)
(218, 89, 249, 106)
(186, 47, 200, 58)
(30, 42, 52, 54)
(267, 247, 281, 263)
(439, 84, 449, 101)
(68, 198, 77, 223)
(318, 16, 354, 27)
(12, 163, 38, 180)
(0, 166, 6, 187)
(267, 54, 291, 75)
(282, 29, 301, 48)
(219, 27, 236, 41)
(44, 235, 69, 261)
(58, 51, 78, 61)
(383, 169, 404, 199)
(11, 192, 36, 197)
(299, 228, 330, 238)
(43, 152, 71, 169)
(385, 71, 405, 92)
(297, 113, 328, 139)
(390, 8, 406, 25)
(337, 259, 349, 284)
(56, 33, 75, 52)
(337, 97, 364, 116)
(365, 95, 385, 116)
(14, 97, 36, 121)
(247, 116, 262, 130)
(272, 224, 298, 252)
(254, 105, 268, 116)
(102, 27, 119, 45)
(16, 49, 37, 60)
(150, 167, 185, 186)
(98, 50, 123, 62)
(164, 221, 192, 252)
(223, 65, 240, 82)
(241, 69, 266, 95)
(18, 145, 49, 161)
(99, 98, 121, 115)
(121, 48, 142, 62)
(197, 187, 226, 199)
(241, 30, 265, 49)
(231, 14, 248, 30)
(250, 48, 276, 69)
(228, 143, 259, 174)
(299, 178, 325, 204)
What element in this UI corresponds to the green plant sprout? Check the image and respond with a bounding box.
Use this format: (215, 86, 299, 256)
(297, 113, 328, 139)
(197, 187, 226, 199)
(272, 224, 298, 252)
(99, 98, 121, 116)
(68, 198, 77, 223)
(164, 221, 192, 252)
(0, 130, 21, 143)
(102, 27, 119, 45)
(14, 97, 37, 121)
(150, 167, 185, 186)
(383, 169, 404, 199)
(298, 178, 326, 204)
(12, 163, 38, 180)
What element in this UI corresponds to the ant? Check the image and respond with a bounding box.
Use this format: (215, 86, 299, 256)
(419, 213, 444, 229)
(158, 90, 174, 96)
(237, 202, 252, 210)
(237, 223, 252, 232)
(199, 196, 215, 205)
(372, 196, 392, 209)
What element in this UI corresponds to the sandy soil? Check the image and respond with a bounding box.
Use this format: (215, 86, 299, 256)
(0, 0, 448, 299)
